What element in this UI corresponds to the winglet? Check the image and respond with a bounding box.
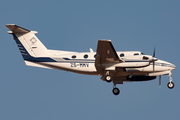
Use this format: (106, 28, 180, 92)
(6, 24, 30, 33)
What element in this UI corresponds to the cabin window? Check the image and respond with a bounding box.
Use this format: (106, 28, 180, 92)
(84, 54, 88, 59)
(94, 54, 97, 58)
(120, 53, 124, 57)
(72, 55, 76, 59)
(134, 53, 139, 56)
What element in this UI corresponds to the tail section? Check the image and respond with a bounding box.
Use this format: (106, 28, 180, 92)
(6, 24, 49, 60)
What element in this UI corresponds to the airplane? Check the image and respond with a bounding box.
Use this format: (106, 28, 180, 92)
(6, 24, 176, 95)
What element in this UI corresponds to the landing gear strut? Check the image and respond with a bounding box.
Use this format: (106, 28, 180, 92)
(167, 71, 174, 89)
(105, 71, 120, 95)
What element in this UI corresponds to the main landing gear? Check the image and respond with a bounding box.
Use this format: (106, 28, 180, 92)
(105, 71, 112, 83)
(105, 75, 112, 83)
(167, 71, 174, 89)
(105, 72, 120, 95)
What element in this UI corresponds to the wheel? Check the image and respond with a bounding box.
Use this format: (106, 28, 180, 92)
(167, 82, 174, 89)
(105, 75, 112, 83)
(112, 88, 120, 95)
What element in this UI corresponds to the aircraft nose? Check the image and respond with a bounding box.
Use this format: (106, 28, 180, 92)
(167, 62, 176, 71)
(171, 63, 176, 70)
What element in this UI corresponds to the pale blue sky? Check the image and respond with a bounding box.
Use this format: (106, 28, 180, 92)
(0, 0, 180, 120)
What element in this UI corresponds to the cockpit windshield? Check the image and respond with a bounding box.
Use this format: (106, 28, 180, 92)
(141, 52, 145, 55)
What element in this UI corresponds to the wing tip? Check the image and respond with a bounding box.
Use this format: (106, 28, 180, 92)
(5, 24, 16, 26)
(98, 39, 111, 42)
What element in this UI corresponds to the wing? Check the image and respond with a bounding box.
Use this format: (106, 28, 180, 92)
(96, 40, 123, 63)
(95, 40, 124, 75)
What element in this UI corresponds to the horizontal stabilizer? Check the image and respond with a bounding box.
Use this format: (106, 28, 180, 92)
(6, 24, 30, 33)
(25, 60, 52, 69)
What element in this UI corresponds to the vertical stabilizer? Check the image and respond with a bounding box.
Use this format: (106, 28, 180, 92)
(6, 24, 49, 59)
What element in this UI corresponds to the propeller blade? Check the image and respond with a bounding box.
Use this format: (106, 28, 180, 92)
(153, 61, 155, 72)
(152, 47, 156, 72)
(153, 47, 155, 57)
(159, 76, 161, 88)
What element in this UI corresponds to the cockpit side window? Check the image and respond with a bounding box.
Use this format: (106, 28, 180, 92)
(141, 52, 145, 55)
(134, 53, 139, 56)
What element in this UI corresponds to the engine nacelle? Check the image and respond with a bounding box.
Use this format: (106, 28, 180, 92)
(126, 75, 156, 81)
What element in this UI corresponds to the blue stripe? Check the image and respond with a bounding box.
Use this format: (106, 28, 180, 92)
(63, 58, 70, 60)
(125, 60, 149, 62)
(25, 57, 56, 62)
(62, 58, 95, 61)
(13, 34, 32, 60)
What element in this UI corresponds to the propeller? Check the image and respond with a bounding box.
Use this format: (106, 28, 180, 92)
(152, 47, 158, 72)
(152, 48, 161, 88)
(143, 47, 158, 72)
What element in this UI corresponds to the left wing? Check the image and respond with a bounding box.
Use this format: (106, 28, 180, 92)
(95, 40, 124, 75)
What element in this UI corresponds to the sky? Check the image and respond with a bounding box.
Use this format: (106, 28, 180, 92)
(0, 0, 180, 120)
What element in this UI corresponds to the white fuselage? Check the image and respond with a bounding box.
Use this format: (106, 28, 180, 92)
(26, 50, 175, 77)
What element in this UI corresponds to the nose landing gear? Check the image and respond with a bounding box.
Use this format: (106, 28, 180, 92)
(167, 71, 174, 89)
(167, 82, 174, 89)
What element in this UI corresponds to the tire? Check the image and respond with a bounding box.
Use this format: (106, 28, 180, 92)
(167, 82, 174, 89)
(112, 88, 120, 95)
(105, 75, 112, 83)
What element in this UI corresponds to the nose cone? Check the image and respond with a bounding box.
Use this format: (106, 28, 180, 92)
(157, 59, 176, 71)
(170, 63, 176, 71)
(165, 61, 176, 71)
